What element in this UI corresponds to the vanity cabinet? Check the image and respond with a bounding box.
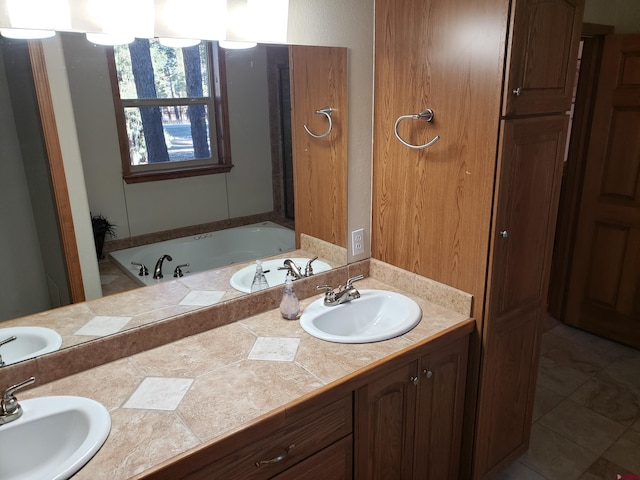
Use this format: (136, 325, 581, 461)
(136, 323, 473, 480)
(371, 0, 583, 478)
(355, 335, 469, 480)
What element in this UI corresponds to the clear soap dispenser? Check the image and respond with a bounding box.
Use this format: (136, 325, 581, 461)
(250, 260, 269, 292)
(280, 274, 300, 320)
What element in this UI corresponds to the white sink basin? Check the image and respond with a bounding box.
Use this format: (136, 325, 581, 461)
(300, 290, 422, 343)
(230, 257, 332, 293)
(0, 395, 111, 480)
(0, 327, 62, 366)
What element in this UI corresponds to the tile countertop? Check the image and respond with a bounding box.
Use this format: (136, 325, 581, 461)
(20, 274, 473, 480)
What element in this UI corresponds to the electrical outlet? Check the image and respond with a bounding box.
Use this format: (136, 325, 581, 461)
(352, 228, 365, 256)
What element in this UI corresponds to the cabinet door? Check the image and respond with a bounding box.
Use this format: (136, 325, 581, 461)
(474, 115, 568, 478)
(355, 361, 418, 480)
(503, 0, 584, 116)
(414, 336, 469, 480)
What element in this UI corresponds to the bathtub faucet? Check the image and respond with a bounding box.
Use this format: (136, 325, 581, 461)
(153, 254, 173, 279)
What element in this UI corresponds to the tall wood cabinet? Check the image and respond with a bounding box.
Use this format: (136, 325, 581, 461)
(371, 0, 584, 478)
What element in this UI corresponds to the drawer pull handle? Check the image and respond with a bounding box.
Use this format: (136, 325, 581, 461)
(255, 444, 296, 467)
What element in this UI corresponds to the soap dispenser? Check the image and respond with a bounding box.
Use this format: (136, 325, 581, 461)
(280, 274, 300, 320)
(250, 260, 269, 292)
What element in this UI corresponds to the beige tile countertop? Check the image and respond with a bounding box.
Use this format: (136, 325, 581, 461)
(19, 261, 474, 479)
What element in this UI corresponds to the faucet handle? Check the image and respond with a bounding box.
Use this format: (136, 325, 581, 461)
(131, 262, 149, 276)
(316, 285, 335, 295)
(3, 377, 35, 407)
(345, 274, 365, 289)
(304, 256, 319, 276)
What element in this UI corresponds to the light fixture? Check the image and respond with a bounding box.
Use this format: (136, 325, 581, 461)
(0, 28, 56, 39)
(160, 0, 226, 40)
(219, 40, 257, 50)
(86, 33, 135, 46)
(5, 0, 71, 32)
(158, 37, 201, 48)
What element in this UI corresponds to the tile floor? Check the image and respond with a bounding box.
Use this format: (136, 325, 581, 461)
(498, 322, 640, 480)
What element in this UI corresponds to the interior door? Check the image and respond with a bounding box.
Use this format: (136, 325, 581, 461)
(564, 34, 640, 348)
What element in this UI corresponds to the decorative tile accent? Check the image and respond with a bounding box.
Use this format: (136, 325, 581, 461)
(75, 315, 133, 336)
(179, 290, 225, 306)
(248, 337, 300, 362)
(123, 377, 193, 411)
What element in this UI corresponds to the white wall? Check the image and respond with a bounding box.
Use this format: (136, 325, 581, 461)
(584, 0, 640, 33)
(0, 45, 54, 320)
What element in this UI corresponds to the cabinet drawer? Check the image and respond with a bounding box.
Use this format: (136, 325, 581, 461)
(186, 395, 353, 480)
(271, 435, 353, 480)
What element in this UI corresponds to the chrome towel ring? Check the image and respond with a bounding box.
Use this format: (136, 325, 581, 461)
(394, 108, 440, 149)
(304, 107, 334, 139)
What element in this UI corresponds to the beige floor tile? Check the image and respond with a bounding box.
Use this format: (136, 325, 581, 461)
(570, 373, 640, 426)
(602, 354, 640, 396)
(520, 424, 599, 480)
(533, 384, 566, 422)
(538, 399, 627, 455)
(602, 429, 640, 474)
(496, 461, 546, 480)
(632, 418, 640, 432)
(536, 361, 591, 397)
(579, 457, 634, 480)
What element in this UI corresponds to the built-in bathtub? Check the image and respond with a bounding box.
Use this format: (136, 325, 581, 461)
(109, 221, 295, 286)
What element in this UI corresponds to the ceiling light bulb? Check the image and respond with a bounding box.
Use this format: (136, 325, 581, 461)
(0, 28, 56, 39)
(158, 38, 201, 48)
(86, 33, 135, 46)
(219, 40, 257, 50)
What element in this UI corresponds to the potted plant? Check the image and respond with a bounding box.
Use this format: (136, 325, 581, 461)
(91, 213, 116, 259)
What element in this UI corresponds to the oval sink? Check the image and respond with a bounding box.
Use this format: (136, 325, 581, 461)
(0, 396, 111, 480)
(300, 290, 422, 343)
(230, 257, 332, 293)
(0, 327, 62, 366)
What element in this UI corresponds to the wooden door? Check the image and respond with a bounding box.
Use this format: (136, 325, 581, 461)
(564, 35, 640, 348)
(503, 0, 584, 116)
(474, 115, 568, 478)
(413, 336, 469, 480)
(355, 361, 418, 480)
(289, 46, 347, 248)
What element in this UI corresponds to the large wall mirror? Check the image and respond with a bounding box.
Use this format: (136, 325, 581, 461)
(0, 29, 349, 366)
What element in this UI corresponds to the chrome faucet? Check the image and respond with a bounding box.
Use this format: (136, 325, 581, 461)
(0, 336, 17, 367)
(317, 274, 364, 306)
(1, 377, 35, 426)
(278, 256, 318, 280)
(153, 254, 173, 279)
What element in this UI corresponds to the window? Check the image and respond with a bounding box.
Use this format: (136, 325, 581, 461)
(108, 39, 232, 183)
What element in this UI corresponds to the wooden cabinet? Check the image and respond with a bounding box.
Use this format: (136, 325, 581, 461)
(473, 115, 569, 477)
(140, 394, 353, 480)
(503, 0, 584, 116)
(355, 335, 469, 480)
(137, 322, 474, 480)
(371, 0, 584, 478)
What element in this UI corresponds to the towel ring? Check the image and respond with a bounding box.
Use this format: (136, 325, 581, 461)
(394, 109, 441, 149)
(304, 107, 333, 139)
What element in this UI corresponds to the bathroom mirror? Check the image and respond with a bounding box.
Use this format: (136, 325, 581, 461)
(0, 31, 348, 361)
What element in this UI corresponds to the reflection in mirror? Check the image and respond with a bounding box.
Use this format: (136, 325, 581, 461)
(0, 32, 348, 363)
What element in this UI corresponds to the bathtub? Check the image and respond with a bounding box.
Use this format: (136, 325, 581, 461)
(109, 222, 295, 286)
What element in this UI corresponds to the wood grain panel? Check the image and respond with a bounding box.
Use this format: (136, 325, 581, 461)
(289, 46, 347, 248)
(503, 0, 584, 115)
(585, 223, 629, 307)
(355, 361, 418, 480)
(372, 0, 509, 315)
(271, 435, 353, 480)
(473, 309, 540, 475)
(601, 109, 640, 200)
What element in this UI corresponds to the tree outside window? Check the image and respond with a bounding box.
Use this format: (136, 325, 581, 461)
(109, 39, 232, 183)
